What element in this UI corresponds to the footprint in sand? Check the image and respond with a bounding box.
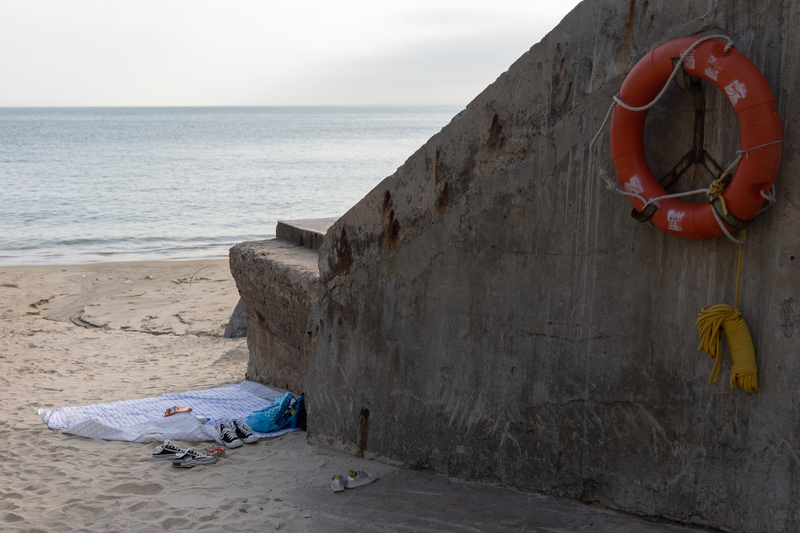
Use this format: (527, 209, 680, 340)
(107, 482, 164, 495)
(3, 512, 25, 523)
(160, 517, 191, 529)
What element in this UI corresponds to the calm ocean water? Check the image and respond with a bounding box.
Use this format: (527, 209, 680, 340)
(0, 106, 460, 266)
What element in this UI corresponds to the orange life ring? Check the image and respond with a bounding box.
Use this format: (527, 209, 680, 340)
(610, 36, 782, 240)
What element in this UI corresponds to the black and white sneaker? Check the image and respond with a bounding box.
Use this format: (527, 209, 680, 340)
(152, 440, 186, 461)
(218, 421, 244, 448)
(171, 448, 217, 468)
(232, 419, 258, 444)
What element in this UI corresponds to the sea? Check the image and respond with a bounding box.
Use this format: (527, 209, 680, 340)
(0, 106, 461, 266)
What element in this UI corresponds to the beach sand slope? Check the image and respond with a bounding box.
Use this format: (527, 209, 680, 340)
(0, 260, 695, 532)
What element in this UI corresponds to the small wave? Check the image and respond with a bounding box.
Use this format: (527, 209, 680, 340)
(0, 106, 459, 266)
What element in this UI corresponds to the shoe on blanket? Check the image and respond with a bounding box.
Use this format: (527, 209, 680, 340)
(232, 419, 258, 444)
(344, 469, 376, 489)
(330, 474, 345, 493)
(152, 440, 186, 461)
(218, 421, 243, 448)
(171, 448, 217, 468)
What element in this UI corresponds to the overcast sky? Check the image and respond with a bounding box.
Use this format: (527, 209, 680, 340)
(0, 1, 582, 107)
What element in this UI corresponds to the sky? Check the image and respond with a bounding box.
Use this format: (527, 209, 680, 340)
(0, 1, 582, 107)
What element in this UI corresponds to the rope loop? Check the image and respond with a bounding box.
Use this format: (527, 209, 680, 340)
(611, 34, 734, 113)
(761, 184, 777, 203)
(710, 207, 745, 244)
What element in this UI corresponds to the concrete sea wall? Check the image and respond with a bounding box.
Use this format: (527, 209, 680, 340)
(304, 0, 800, 531)
(230, 239, 319, 393)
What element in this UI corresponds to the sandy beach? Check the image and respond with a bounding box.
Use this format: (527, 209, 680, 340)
(0, 259, 383, 532)
(0, 259, 695, 532)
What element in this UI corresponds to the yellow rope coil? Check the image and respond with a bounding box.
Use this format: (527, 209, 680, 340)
(695, 229, 757, 392)
(696, 304, 758, 392)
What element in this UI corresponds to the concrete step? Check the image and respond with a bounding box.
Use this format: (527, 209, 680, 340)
(229, 238, 321, 392)
(229, 218, 336, 390)
(276, 217, 339, 251)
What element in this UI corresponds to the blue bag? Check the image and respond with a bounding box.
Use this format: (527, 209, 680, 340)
(247, 392, 294, 433)
(284, 394, 305, 430)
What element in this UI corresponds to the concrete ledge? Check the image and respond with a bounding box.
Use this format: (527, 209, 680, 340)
(229, 239, 319, 392)
(276, 217, 339, 251)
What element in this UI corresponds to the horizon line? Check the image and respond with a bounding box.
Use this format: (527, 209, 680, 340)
(0, 103, 466, 110)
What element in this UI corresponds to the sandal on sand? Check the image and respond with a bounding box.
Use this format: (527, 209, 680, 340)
(344, 469, 375, 489)
(152, 441, 186, 461)
(171, 448, 216, 468)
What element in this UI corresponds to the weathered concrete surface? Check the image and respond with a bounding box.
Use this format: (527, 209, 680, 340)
(230, 239, 318, 392)
(305, 1, 800, 531)
(288, 469, 696, 533)
(277, 217, 339, 250)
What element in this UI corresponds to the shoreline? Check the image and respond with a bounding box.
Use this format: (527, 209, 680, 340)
(0, 256, 231, 271)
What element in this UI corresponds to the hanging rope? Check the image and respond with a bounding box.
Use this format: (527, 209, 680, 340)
(695, 230, 758, 392)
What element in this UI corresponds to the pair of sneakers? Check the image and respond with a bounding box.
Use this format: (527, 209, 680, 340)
(171, 448, 217, 468)
(218, 419, 258, 448)
(151, 441, 216, 468)
(330, 469, 376, 492)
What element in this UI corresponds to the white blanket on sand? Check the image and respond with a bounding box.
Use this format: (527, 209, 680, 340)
(39, 381, 296, 443)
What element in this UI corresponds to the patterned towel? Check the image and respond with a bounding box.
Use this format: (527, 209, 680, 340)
(39, 381, 297, 442)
